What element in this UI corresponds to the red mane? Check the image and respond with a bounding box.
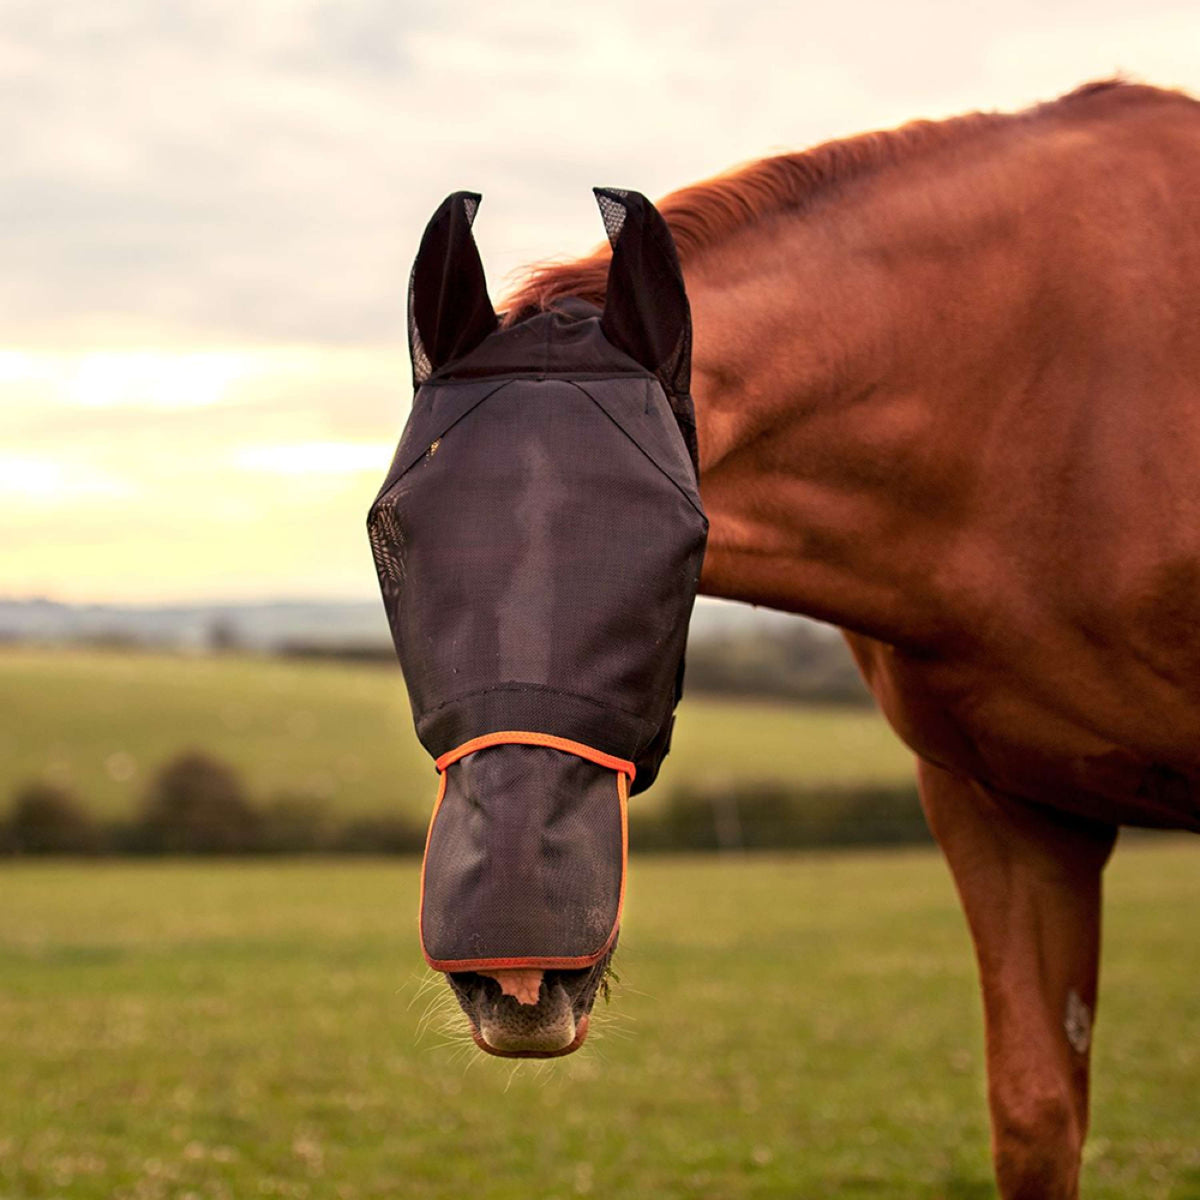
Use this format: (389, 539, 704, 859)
(501, 80, 1187, 323)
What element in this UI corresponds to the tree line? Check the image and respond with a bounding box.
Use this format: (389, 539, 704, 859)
(278, 621, 876, 706)
(0, 752, 426, 856)
(1, 750, 929, 857)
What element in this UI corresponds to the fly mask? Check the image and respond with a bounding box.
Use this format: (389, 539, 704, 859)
(368, 189, 707, 975)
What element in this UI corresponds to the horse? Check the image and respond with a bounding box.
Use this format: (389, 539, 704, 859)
(377, 80, 1200, 1200)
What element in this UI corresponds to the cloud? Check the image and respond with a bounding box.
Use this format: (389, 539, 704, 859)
(0, 453, 136, 500)
(6, 0, 1197, 349)
(0, 343, 406, 602)
(232, 440, 392, 475)
(3, 0, 1199, 602)
(0, 346, 406, 440)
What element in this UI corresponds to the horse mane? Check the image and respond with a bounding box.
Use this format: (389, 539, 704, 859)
(501, 80, 1191, 323)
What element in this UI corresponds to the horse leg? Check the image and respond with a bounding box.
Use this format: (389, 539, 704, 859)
(917, 758, 1117, 1200)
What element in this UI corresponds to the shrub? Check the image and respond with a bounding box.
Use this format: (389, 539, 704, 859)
(258, 793, 336, 853)
(5, 782, 101, 854)
(631, 780, 930, 852)
(138, 752, 260, 853)
(335, 813, 426, 855)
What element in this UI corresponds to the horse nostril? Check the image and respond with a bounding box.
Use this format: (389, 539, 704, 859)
(445, 971, 498, 1020)
(544, 958, 614, 1017)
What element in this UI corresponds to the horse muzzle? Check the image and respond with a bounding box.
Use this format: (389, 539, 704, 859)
(448, 963, 610, 1057)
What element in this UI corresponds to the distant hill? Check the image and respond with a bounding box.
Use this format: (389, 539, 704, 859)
(0, 597, 391, 651)
(0, 595, 869, 704)
(0, 595, 802, 649)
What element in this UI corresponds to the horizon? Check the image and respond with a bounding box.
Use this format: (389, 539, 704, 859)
(0, 593, 381, 610)
(0, 592, 784, 626)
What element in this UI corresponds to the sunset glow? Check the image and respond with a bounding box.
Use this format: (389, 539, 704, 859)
(2, 343, 405, 602)
(4, 1, 1198, 604)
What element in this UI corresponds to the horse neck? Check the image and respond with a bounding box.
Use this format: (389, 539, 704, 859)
(685, 175, 1035, 650)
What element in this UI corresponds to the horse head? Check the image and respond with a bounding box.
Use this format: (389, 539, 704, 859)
(368, 189, 706, 1055)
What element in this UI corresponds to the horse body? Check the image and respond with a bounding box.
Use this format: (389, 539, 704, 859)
(503, 80, 1200, 1198)
(687, 85, 1200, 830)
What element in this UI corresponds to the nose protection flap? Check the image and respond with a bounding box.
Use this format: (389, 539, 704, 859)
(421, 740, 630, 971)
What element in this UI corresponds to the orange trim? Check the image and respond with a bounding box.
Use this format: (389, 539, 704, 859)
(420, 767, 630, 974)
(416, 768, 448, 964)
(434, 731, 635, 781)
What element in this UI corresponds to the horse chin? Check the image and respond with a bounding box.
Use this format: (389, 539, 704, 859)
(471, 1014, 590, 1059)
(447, 955, 612, 1059)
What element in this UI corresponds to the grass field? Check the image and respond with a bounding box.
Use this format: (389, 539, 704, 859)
(2, 841, 1198, 1199)
(0, 646, 915, 821)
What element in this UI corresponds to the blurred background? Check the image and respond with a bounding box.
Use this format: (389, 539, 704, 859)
(4, 0, 1200, 852)
(4, 0, 1200, 604)
(3, 4, 1200, 1198)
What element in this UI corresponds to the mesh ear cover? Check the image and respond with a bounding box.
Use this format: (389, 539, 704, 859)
(596, 187, 692, 406)
(408, 192, 497, 386)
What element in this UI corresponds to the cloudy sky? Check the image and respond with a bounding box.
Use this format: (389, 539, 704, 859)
(4, 0, 1199, 602)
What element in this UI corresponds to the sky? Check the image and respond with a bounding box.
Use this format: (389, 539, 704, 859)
(4, 0, 1199, 603)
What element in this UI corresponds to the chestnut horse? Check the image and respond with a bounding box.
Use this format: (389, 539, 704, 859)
(502, 81, 1200, 1199)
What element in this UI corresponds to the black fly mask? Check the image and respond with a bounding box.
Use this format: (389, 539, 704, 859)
(368, 189, 707, 975)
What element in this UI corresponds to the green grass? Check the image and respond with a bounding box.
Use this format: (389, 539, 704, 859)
(1, 840, 1198, 1198)
(0, 646, 914, 821)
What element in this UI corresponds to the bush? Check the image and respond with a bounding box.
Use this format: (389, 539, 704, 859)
(258, 793, 337, 853)
(631, 780, 931, 852)
(138, 751, 261, 853)
(685, 623, 874, 705)
(335, 814, 426, 855)
(5, 782, 101, 854)
(3, 751, 930, 859)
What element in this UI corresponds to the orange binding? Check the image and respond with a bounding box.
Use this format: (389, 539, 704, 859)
(420, 731, 632, 973)
(435, 731, 635, 781)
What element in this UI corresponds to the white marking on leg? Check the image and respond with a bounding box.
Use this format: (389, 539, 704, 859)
(1064, 989, 1091, 1055)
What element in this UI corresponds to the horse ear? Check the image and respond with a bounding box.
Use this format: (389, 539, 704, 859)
(595, 188, 691, 397)
(409, 192, 498, 385)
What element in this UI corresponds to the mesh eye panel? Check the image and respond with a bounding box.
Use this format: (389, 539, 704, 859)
(368, 374, 705, 785)
(367, 502, 405, 592)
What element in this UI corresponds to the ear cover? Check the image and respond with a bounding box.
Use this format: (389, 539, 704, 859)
(409, 192, 498, 386)
(596, 187, 691, 404)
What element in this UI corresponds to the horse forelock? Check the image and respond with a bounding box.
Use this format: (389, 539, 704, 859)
(500, 79, 1194, 324)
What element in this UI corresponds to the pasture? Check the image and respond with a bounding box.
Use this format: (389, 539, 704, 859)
(2, 842, 1198, 1199)
(0, 646, 914, 822)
